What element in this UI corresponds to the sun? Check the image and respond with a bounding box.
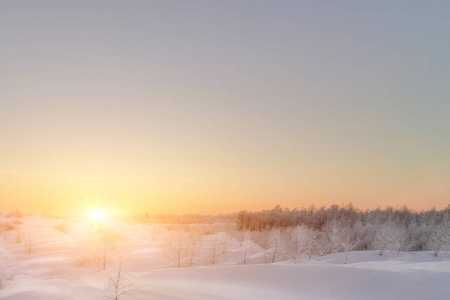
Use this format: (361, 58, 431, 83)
(88, 210, 109, 222)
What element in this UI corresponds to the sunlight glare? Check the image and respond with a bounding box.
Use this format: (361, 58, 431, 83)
(89, 210, 108, 222)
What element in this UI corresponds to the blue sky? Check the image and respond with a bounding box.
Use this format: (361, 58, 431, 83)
(1, 1, 449, 214)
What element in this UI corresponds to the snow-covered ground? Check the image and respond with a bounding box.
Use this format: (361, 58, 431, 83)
(1, 215, 449, 300)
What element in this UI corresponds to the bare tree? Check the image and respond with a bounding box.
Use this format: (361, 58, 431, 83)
(209, 236, 218, 265)
(187, 238, 197, 267)
(99, 252, 135, 300)
(101, 233, 109, 270)
(222, 235, 229, 258)
(81, 229, 115, 272)
(168, 231, 190, 268)
(341, 229, 357, 264)
(79, 244, 104, 272)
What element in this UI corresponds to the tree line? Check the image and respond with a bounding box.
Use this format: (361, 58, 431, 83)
(236, 204, 450, 256)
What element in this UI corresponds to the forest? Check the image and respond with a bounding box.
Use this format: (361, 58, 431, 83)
(235, 204, 450, 259)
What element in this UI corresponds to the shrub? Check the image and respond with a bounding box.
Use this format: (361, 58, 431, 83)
(52, 221, 69, 234)
(7, 210, 24, 218)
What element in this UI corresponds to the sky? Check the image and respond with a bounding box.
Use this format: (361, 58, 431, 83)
(1, 1, 449, 216)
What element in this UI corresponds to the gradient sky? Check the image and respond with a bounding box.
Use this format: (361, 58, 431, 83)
(1, 1, 449, 215)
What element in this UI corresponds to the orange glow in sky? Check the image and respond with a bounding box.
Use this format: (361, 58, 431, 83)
(1, 2, 449, 215)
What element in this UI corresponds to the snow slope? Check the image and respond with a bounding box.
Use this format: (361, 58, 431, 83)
(0, 215, 449, 300)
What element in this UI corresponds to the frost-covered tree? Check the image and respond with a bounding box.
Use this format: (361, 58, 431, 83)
(390, 226, 410, 258)
(283, 225, 311, 263)
(341, 229, 357, 264)
(373, 224, 410, 257)
(324, 219, 343, 254)
(373, 224, 392, 256)
(187, 237, 197, 267)
(168, 231, 191, 268)
(236, 204, 450, 257)
(267, 228, 283, 263)
(428, 214, 450, 256)
(241, 231, 252, 264)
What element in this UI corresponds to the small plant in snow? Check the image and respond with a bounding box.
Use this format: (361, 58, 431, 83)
(25, 233, 33, 254)
(0, 223, 6, 240)
(0, 273, 5, 290)
(16, 230, 22, 244)
(52, 221, 69, 234)
(241, 231, 251, 264)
